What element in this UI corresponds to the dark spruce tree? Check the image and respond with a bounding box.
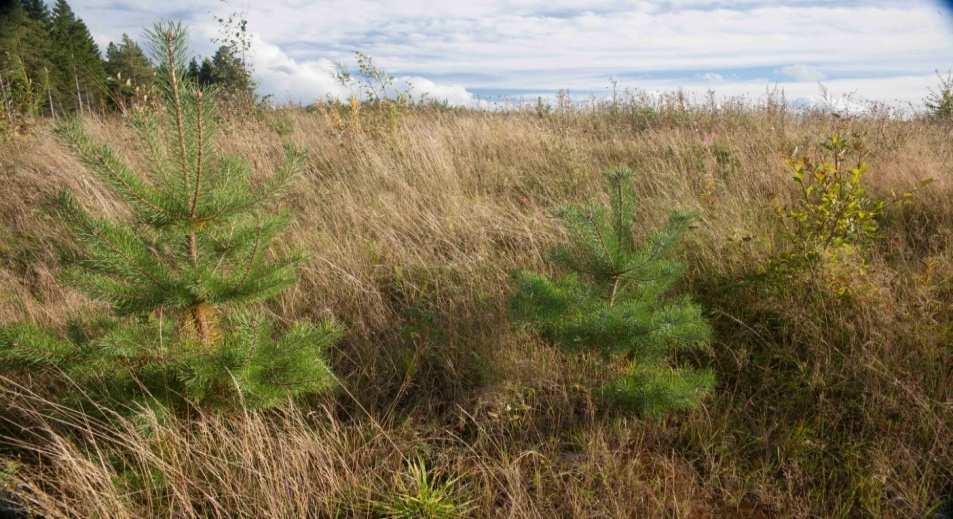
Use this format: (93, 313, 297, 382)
(510, 168, 714, 417)
(184, 46, 252, 104)
(0, 22, 340, 409)
(49, 0, 105, 113)
(20, 0, 50, 26)
(104, 34, 153, 85)
(0, 0, 52, 116)
(186, 56, 217, 89)
(207, 44, 254, 100)
(186, 57, 201, 84)
(104, 33, 154, 111)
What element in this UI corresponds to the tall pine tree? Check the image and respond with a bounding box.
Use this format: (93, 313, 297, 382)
(0, 0, 51, 116)
(49, 0, 105, 113)
(0, 22, 340, 409)
(510, 168, 714, 416)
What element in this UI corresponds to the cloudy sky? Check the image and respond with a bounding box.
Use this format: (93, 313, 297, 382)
(71, 0, 953, 108)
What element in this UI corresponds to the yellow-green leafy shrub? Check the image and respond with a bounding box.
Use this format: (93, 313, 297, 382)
(784, 133, 883, 250)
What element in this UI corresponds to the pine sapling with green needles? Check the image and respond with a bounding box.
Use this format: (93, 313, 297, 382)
(0, 22, 340, 410)
(510, 167, 714, 417)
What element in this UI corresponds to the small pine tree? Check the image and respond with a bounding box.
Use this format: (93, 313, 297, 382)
(0, 22, 339, 409)
(510, 168, 714, 417)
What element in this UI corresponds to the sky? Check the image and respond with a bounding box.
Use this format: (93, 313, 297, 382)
(70, 0, 953, 109)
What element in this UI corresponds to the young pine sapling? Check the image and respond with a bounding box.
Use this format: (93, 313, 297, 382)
(0, 22, 340, 410)
(510, 168, 714, 417)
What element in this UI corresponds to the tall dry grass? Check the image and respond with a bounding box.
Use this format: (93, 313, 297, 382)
(0, 101, 950, 517)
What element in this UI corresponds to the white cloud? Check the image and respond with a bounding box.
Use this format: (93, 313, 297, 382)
(247, 37, 485, 106)
(70, 0, 953, 106)
(248, 36, 348, 104)
(399, 76, 479, 106)
(779, 64, 826, 82)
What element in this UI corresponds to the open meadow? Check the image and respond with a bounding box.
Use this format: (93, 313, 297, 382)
(0, 96, 950, 517)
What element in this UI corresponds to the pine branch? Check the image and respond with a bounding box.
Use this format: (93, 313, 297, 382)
(57, 119, 167, 224)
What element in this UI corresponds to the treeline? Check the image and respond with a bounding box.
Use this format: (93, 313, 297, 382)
(0, 0, 253, 118)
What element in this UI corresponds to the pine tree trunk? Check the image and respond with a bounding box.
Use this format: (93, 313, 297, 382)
(192, 305, 209, 343)
(0, 71, 7, 120)
(73, 64, 84, 115)
(48, 88, 56, 119)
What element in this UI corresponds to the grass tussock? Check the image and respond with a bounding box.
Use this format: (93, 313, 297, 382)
(0, 102, 951, 517)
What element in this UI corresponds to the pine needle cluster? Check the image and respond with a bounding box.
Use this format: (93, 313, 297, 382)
(510, 168, 714, 416)
(0, 22, 339, 409)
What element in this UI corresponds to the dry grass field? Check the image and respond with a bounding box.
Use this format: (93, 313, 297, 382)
(0, 100, 951, 517)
